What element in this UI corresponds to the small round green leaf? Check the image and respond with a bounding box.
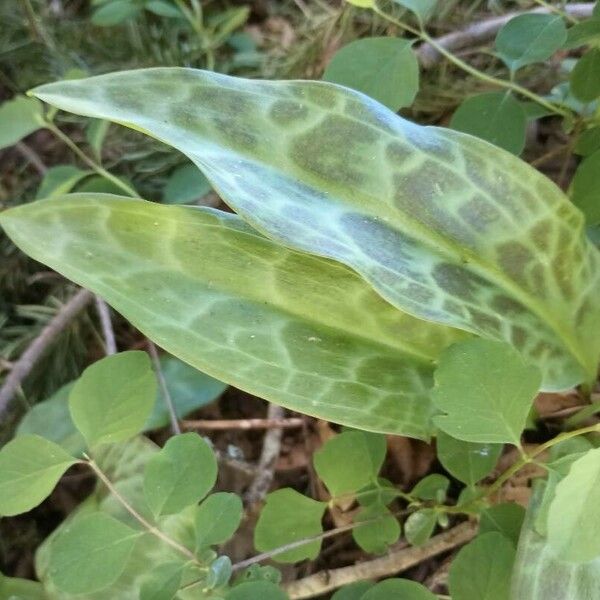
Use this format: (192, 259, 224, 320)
(571, 149, 600, 225)
(69, 351, 157, 447)
(495, 13, 567, 71)
(448, 532, 515, 600)
(479, 503, 526, 546)
(571, 49, 600, 103)
(140, 561, 184, 600)
(314, 431, 386, 498)
(206, 555, 233, 589)
(450, 92, 527, 154)
(432, 339, 541, 445)
(227, 581, 288, 599)
(323, 37, 419, 112)
(391, 0, 438, 23)
(92, 0, 141, 25)
(144, 432, 217, 517)
(410, 474, 449, 502)
(352, 503, 401, 554)
(331, 582, 375, 599)
(163, 164, 212, 204)
(564, 20, 600, 49)
(404, 509, 437, 546)
(0, 96, 43, 150)
(575, 126, 600, 157)
(436, 430, 502, 486)
(0, 434, 77, 516)
(362, 578, 437, 599)
(195, 492, 243, 549)
(49, 513, 139, 594)
(144, 0, 183, 18)
(254, 488, 326, 563)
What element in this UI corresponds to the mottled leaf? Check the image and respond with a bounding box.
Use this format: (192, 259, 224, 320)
(0, 195, 462, 438)
(27, 69, 600, 390)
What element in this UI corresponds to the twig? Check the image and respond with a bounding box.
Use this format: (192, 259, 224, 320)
(0, 288, 93, 418)
(94, 296, 117, 355)
(244, 403, 286, 505)
(15, 142, 47, 176)
(283, 521, 477, 599)
(417, 3, 594, 68)
(147, 341, 181, 435)
(181, 417, 304, 431)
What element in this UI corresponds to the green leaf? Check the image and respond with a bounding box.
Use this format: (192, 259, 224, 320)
(571, 49, 600, 102)
(479, 502, 526, 546)
(495, 13, 567, 71)
(331, 582, 375, 599)
(391, 0, 438, 23)
(314, 431, 386, 497)
(0, 96, 43, 150)
(195, 492, 243, 549)
(26, 69, 600, 392)
(0, 434, 77, 516)
(362, 578, 437, 599)
(140, 561, 183, 600)
(548, 446, 600, 562)
(92, 0, 141, 25)
(49, 512, 140, 593)
(571, 149, 600, 225)
(146, 355, 227, 429)
(254, 488, 326, 563)
(144, 432, 217, 517)
(206, 555, 232, 589)
(357, 477, 399, 507)
(574, 126, 600, 157)
(352, 503, 400, 554)
(410, 473, 449, 502)
(432, 339, 541, 445)
(76, 174, 134, 194)
(163, 163, 212, 204)
(564, 20, 600, 49)
(0, 572, 46, 599)
(144, 0, 182, 18)
(450, 92, 527, 154)
(404, 509, 437, 546)
(436, 430, 502, 486)
(323, 37, 418, 112)
(16, 382, 85, 455)
(512, 481, 600, 599)
(227, 581, 288, 600)
(449, 532, 516, 600)
(69, 351, 157, 446)
(0, 196, 459, 439)
(86, 118, 110, 159)
(36, 165, 90, 199)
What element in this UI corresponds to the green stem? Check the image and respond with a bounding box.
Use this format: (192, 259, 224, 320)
(86, 458, 199, 562)
(44, 121, 140, 198)
(373, 3, 570, 118)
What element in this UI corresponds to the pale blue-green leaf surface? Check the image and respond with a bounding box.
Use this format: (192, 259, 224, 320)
(0, 195, 463, 438)
(27, 68, 600, 390)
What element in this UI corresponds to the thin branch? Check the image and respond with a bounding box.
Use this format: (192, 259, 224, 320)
(147, 341, 181, 435)
(244, 403, 285, 505)
(0, 288, 93, 418)
(94, 296, 117, 355)
(181, 417, 304, 431)
(283, 521, 477, 599)
(15, 142, 47, 176)
(417, 3, 594, 68)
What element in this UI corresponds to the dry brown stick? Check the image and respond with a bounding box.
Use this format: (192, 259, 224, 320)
(0, 288, 93, 417)
(417, 3, 594, 68)
(244, 403, 286, 504)
(283, 521, 477, 599)
(182, 416, 304, 431)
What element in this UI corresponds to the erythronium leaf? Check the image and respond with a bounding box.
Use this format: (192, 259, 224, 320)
(571, 49, 600, 103)
(195, 492, 243, 549)
(495, 13, 567, 71)
(391, 0, 437, 23)
(0, 196, 461, 438)
(450, 92, 527, 154)
(69, 351, 157, 446)
(352, 503, 401, 554)
(36, 165, 90, 199)
(449, 532, 516, 600)
(313, 431, 386, 497)
(432, 339, 541, 445)
(436, 430, 502, 486)
(571, 149, 600, 225)
(362, 578, 437, 599)
(139, 561, 184, 600)
(323, 37, 419, 111)
(254, 488, 326, 563)
(227, 581, 288, 599)
(0, 96, 43, 149)
(49, 512, 140, 594)
(512, 482, 600, 599)
(144, 432, 217, 517)
(145, 354, 227, 430)
(27, 69, 600, 391)
(0, 434, 77, 516)
(331, 582, 375, 599)
(548, 447, 600, 562)
(479, 502, 526, 546)
(404, 509, 437, 546)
